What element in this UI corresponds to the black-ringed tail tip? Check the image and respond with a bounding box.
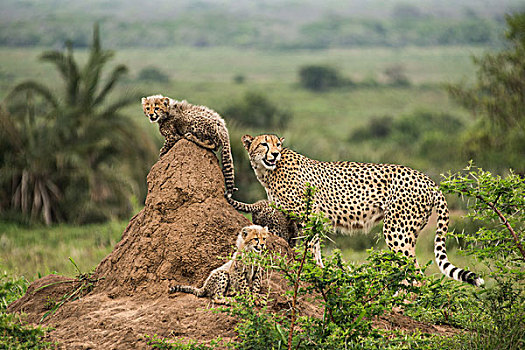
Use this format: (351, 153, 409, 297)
(434, 234, 484, 287)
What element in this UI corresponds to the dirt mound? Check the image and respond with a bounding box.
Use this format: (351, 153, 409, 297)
(9, 140, 253, 348)
(8, 139, 459, 349)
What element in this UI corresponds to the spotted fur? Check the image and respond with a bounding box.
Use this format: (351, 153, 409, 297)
(169, 225, 269, 302)
(226, 197, 298, 246)
(242, 134, 484, 286)
(142, 95, 236, 196)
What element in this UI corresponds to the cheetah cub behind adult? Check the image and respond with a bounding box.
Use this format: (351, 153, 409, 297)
(168, 225, 269, 303)
(226, 197, 298, 246)
(141, 95, 236, 196)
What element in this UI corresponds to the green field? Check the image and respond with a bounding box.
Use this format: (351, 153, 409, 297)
(0, 45, 483, 159)
(0, 221, 127, 280)
(0, 45, 487, 282)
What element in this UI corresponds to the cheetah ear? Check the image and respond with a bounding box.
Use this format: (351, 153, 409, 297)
(242, 135, 254, 150)
(241, 227, 249, 239)
(141, 97, 146, 104)
(162, 97, 169, 107)
(279, 137, 285, 145)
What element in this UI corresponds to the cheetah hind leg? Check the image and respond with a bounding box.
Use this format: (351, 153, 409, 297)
(209, 271, 230, 304)
(183, 133, 217, 150)
(382, 208, 425, 305)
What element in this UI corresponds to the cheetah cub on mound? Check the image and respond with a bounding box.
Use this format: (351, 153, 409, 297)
(141, 95, 236, 196)
(168, 225, 269, 303)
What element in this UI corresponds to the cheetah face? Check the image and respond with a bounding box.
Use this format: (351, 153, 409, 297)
(141, 95, 170, 123)
(242, 134, 284, 171)
(238, 225, 269, 253)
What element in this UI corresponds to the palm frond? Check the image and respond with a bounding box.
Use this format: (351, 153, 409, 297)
(7, 81, 59, 109)
(98, 94, 139, 118)
(41, 45, 80, 105)
(80, 24, 115, 110)
(93, 65, 128, 107)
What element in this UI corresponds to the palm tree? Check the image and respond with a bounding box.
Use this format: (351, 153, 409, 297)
(1, 24, 156, 224)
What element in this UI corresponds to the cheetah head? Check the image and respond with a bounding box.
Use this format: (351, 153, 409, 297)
(141, 95, 170, 123)
(237, 225, 269, 253)
(242, 134, 284, 171)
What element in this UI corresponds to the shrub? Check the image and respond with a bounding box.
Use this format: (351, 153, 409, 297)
(383, 64, 411, 87)
(0, 272, 53, 349)
(225, 186, 432, 349)
(439, 164, 525, 349)
(298, 65, 344, 92)
(137, 66, 170, 82)
(223, 92, 291, 129)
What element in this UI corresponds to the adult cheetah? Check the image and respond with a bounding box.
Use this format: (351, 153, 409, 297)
(241, 133, 483, 286)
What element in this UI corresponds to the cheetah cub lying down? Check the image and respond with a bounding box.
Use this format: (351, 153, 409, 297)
(141, 95, 236, 196)
(169, 225, 269, 303)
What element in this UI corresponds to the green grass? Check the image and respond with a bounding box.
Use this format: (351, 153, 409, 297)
(0, 45, 481, 165)
(0, 46, 485, 86)
(0, 221, 126, 280)
(0, 212, 486, 285)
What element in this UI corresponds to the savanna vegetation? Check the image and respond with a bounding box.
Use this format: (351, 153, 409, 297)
(1, 1, 524, 348)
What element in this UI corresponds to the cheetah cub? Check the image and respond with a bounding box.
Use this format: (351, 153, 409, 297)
(226, 197, 298, 246)
(168, 225, 269, 303)
(141, 95, 236, 196)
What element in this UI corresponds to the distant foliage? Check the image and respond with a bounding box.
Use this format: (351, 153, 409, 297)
(137, 66, 170, 82)
(233, 74, 246, 84)
(349, 111, 465, 168)
(223, 92, 291, 129)
(0, 2, 506, 48)
(448, 12, 525, 172)
(298, 65, 347, 92)
(383, 64, 411, 86)
(0, 24, 157, 224)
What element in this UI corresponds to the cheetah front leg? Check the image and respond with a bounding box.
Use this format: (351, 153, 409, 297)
(183, 133, 217, 150)
(160, 133, 183, 157)
(251, 269, 269, 306)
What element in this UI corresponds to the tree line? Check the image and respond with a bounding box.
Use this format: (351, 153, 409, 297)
(1, 12, 524, 225)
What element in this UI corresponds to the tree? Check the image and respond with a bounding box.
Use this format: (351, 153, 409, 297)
(448, 12, 525, 172)
(0, 24, 156, 224)
(298, 65, 345, 92)
(223, 92, 291, 129)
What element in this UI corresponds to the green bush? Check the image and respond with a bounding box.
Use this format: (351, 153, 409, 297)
(0, 271, 52, 349)
(383, 64, 411, 86)
(298, 65, 346, 92)
(448, 12, 525, 173)
(224, 186, 434, 349)
(223, 92, 291, 129)
(348, 111, 465, 168)
(439, 164, 525, 349)
(137, 66, 170, 82)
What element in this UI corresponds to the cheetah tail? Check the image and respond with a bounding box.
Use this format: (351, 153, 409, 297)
(169, 284, 206, 297)
(221, 141, 237, 196)
(433, 190, 484, 287)
(225, 196, 258, 213)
